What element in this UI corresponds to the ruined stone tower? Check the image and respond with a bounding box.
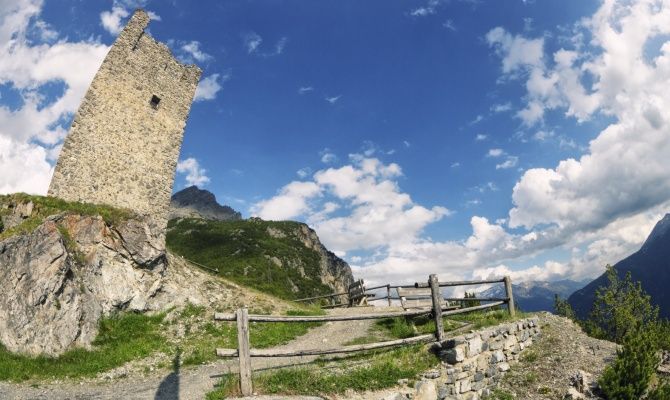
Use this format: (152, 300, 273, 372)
(48, 9, 201, 232)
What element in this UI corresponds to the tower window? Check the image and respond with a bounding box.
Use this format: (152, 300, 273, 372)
(150, 95, 161, 109)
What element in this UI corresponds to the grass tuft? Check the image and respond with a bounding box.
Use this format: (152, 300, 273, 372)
(206, 344, 438, 398)
(0, 193, 133, 241)
(0, 312, 167, 382)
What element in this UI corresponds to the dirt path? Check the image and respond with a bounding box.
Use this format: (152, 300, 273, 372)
(0, 307, 386, 400)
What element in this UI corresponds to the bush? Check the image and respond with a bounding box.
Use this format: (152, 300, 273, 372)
(554, 294, 575, 319)
(586, 265, 659, 343)
(598, 327, 660, 400)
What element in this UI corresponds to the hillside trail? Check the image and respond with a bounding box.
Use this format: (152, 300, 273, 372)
(0, 307, 384, 400)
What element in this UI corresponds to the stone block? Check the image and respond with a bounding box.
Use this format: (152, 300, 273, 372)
(491, 350, 506, 363)
(467, 335, 483, 357)
(497, 362, 511, 372)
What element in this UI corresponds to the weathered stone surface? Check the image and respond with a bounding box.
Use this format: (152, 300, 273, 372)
(0, 213, 191, 356)
(48, 9, 201, 233)
(414, 380, 437, 400)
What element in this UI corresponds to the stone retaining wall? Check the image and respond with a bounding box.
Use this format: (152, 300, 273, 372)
(407, 317, 541, 400)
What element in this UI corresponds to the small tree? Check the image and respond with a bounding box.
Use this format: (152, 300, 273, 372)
(554, 294, 575, 320)
(598, 326, 661, 399)
(587, 265, 659, 343)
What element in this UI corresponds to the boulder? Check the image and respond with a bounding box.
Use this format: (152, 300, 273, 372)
(0, 213, 167, 356)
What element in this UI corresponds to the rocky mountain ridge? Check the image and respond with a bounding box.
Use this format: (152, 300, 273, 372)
(169, 186, 241, 221)
(480, 279, 587, 312)
(569, 213, 670, 319)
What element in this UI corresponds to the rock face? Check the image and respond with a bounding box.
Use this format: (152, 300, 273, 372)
(169, 185, 241, 221)
(290, 223, 355, 295)
(0, 212, 168, 356)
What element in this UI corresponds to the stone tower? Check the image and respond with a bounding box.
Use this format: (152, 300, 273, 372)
(48, 9, 201, 232)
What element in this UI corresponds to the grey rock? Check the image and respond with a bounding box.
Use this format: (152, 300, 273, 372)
(169, 186, 241, 221)
(414, 380, 438, 400)
(0, 213, 175, 356)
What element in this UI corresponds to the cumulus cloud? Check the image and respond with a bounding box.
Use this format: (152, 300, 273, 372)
(180, 40, 212, 63)
(176, 157, 210, 187)
(252, 157, 451, 256)
(194, 73, 227, 102)
(0, 0, 109, 195)
(100, 6, 129, 35)
(319, 148, 338, 164)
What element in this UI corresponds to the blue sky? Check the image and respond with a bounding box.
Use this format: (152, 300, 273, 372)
(2, 0, 670, 285)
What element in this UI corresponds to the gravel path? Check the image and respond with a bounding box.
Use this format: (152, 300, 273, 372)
(0, 307, 387, 400)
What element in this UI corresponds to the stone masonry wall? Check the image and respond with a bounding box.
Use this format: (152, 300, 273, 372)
(407, 317, 541, 400)
(48, 9, 201, 234)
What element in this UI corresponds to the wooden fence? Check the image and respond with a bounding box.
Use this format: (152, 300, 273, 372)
(213, 274, 515, 396)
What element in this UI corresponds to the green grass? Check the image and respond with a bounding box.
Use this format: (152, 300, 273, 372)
(375, 309, 523, 340)
(206, 344, 439, 398)
(0, 193, 133, 240)
(483, 389, 516, 400)
(178, 307, 324, 367)
(166, 218, 334, 300)
(0, 304, 325, 380)
(0, 312, 168, 382)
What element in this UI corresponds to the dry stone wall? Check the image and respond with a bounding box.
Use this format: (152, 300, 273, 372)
(400, 317, 541, 400)
(49, 9, 201, 234)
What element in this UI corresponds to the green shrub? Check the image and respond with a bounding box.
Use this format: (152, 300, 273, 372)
(553, 294, 575, 320)
(586, 265, 659, 343)
(598, 325, 661, 399)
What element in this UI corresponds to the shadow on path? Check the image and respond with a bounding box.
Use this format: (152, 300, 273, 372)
(154, 349, 181, 400)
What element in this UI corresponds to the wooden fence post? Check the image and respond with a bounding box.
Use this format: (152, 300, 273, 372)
(429, 274, 445, 342)
(387, 284, 392, 307)
(503, 276, 515, 318)
(236, 308, 253, 396)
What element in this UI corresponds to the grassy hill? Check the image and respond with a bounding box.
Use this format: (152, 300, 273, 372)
(166, 217, 339, 300)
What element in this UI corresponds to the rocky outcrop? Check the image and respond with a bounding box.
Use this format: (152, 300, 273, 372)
(0, 212, 170, 356)
(169, 185, 241, 221)
(291, 223, 355, 295)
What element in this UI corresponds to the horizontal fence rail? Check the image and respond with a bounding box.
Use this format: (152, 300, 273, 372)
(213, 274, 515, 396)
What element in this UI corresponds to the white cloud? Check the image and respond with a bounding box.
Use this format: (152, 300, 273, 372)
(325, 95, 341, 104)
(176, 157, 210, 187)
(296, 167, 312, 179)
(486, 27, 544, 74)
(180, 40, 212, 63)
(298, 86, 313, 94)
(0, 136, 53, 194)
(451, 162, 461, 168)
(194, 73, 227, 102)
(409, 0, 442, 17)
(443, 19, 456, 31)
(243, 32, 262, 54)
(243, 32, 287, 57)
(487, 148, 505, 157)
(319, 148, 338, 164)
(533, 130, 554, 141)
(0, 0, 110, 195)
(252, 157, 450, 255)
(490, 102, 512, 113)
(100, 6, 129, 35)
(475, 133, 488, 141)
(251, 181, 321, 220)
(496, 156, 519, 170)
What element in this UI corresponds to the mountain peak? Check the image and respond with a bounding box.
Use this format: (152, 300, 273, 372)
(169, 186, 241, 221)
(641, 213, 670, 252)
